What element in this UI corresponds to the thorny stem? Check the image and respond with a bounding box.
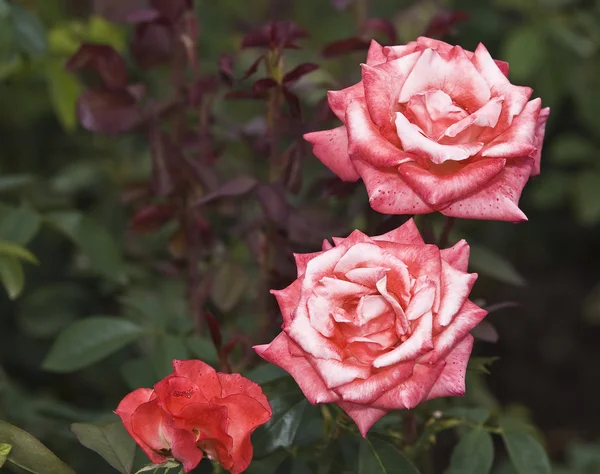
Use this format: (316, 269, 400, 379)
(438, 216, 456, 249)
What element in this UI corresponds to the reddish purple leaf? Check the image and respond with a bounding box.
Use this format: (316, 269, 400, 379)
(149, 0, 189, 21)
(256, 183, 289, 224)
(193, 175, 258, 206)
(125, 8, 162, 23)
(77, 88, 140, 134)
(241, 20, 308, 50)
(242, 55, 264, 80)
(66, 44, 128, 90)
(224, 90, 264, 100)
(322, 37, 370, 58)
(131, 20, 174, 69)
(188, 76, 220, 106)
(253, 78, 278, 94)
(362, 18, 397, 44)
(93, 0, 148, 23)
(130, 203, 178, 233)
(283, 87, 301, 118)
(283, 63, 319, 84)
(150, 129, 178, 197)
(218, 54, 234, 86)
(424, 10, 469, 38)
(471, 320, 499, 343)
(281, 145, 302, 194)
(205, 312, 223, 350)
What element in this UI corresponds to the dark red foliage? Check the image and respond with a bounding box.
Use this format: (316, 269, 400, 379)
(242, 55, 265, 80)
(283, 63, 319, 84)
(131, 19, 174, 69)
(252, 78, 278, 94)
(241, 20, 308, 50)
(66, 44, 128, 90)
(149, 0, 191, 22)
(150, 129, 182, 197)
(322, 37, 370, 58)
(188, 76, 220, 107)
(193, 175, 258, 206)
(205, 312, 223, 350)
(93, 0, 148, 23)
(218, 54, 234, 86)
(130, 203, 179, 233)
(362, 18, 397, 44)
(423, 10, 469, 38)
(282, 88, 301, 118)
(76, 89, 141, 134)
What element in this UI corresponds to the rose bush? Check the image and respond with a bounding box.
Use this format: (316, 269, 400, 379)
(305, 37, 549, 222)
(255, 219, 487, 436)
(115, 360, 272, 473)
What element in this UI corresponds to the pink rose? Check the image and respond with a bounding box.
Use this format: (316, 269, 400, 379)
(115, 360, 272, 473)
(305, 37, 550, 222)
(254, 219, 486, 436)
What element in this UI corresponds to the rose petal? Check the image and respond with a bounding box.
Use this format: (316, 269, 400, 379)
(440, 239, 470, 271)
(405, 277, 437, 321)
(346, 101, 414, 167)
(153, 376, 207, 415)
(425, 335, 473, 400)
(129, 399, 172, 462)
(169, 429, 204, 473)
(271, 279, 302, 325)
(304, 127, 359, 181)
(439, 157, 534, 222)
(441, 96, 503, 142)
(376, 275, 409, 334)
(372, 218, 425, 245)
(254, 333, 339, 404)
(327, 83, 364, 121)
(399, 47, 491, 111)
(345, 266, 389, 287)
(373, 311, 434, 367)
(217, 373, 272, 413)
(338, 402, 388, 437)
(172, 360, 222, 400)
(366, 39, 387, 66)
(397, 158, 506, 208)
(294, 252, 322, 277)
(437, 260, 478, 327)
(311, 357, 371, 389)
(395, 112, 484, 164)
(530, 106, 550, 176)
(333, 242, 387, 274)
(354, 160, 434, 215)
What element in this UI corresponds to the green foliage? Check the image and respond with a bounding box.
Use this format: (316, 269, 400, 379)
(358, 437, 420, 474)
(445, 428, 494, 474)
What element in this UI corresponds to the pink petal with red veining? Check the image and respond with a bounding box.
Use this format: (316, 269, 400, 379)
(361, 52, 421, 128)
(130, 398, 171, 454)
(333, 242, 386, 274)
(294, 252, 322, 277)
(338, 402, 388, 437)
(271, 279, 302, 325)
(254, 333, 339, 404)
(371, 361, 445, 410)
(327, 84, 364, 121)
(154, 376, 206, 415)
(397, 158, 506, 208)
(405, 277, 436, 321)
(395, 112, 484, 164)
(354, 160, 434, 215)
(311, 357, 371, 389)
(331, 229, 373, 247)
(442, 96, 503, 142)
(425, 335, 473, 400)
(376, 275, 408, 334)
(495, 60, 509, 77)
(366, 39, 387, 66)
(377, 243, 442, 292)
(304, 127, 359, 181)
(383, 42, 419, 60)
(373, 218, 425, 245)
(168, 429, 204, 473)
(399, 47, 491, 111)
(302, 242, 349, 286)
(336, 361, 414, 404)
(531, 106, 550, 176)
(404, 90, 468, 139)
(287, 308, 343, 360)
(437, 260, 478, 327)
(322, 238, 333, 251)
(440, 239, 470, 272)
(421, 300, 486, 364)
(374, 311, 434, 368)
(345, 266, 388, 287)
(307, 295, 338, 338)
(482, 98, 541, 159)
(357, 295, 393, 325)
(217, 373, 271, 413)
(416, 36, 455, 54)
(216, 394, 272, 474)
(346, 101, 414, 167)
(439, 157, 534, 222)
(172, 360, 222, 400)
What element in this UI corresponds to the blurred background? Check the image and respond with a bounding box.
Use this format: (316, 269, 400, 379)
(0, 0, 599, 473)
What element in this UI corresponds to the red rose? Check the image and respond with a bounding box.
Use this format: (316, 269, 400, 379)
(115, 360, 272, 473)
(254, 219, 486, 436)
(305, 37, 549, 222)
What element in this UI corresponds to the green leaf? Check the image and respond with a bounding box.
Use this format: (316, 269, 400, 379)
(549, 134, 596, 166)
(71, 420, 136, 474)
(0, 204, 41, 245)
(445, 428, 494, 474)
(573, 172, 600, 226)
(10, 4, 47, 56)
(443, 407, 490, 424)
(153, 334, 191, 379)
(45, 211, 126, 283)
(529, 172, 569, 210)
(45, 59, 81, 131)
(469, 245, 526, 287)
(0, 443, 11, 468)
(502, 430, 551, 474)
(468, 356, 500, 375)
(245, 364, 288, 385)
(0, 420, 75, 474)
(253, 391, 308, 457)
(43, 316, 145, 372)
(0, 254, 24, 299)
(135, 460, 181, 473)
(358, 437, 420, 474)
(0, 174, 34, 193)
(0, 241, 38, 264)
(501, 26, 545, 81)
(186, 335, 219, 365)
(210, 260, 248, 312)
(120, 357, 157, 391)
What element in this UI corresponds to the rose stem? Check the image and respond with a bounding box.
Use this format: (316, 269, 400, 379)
(438, 216, 456, 249)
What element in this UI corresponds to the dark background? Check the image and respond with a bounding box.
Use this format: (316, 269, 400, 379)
(0, 0, 599, 473)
